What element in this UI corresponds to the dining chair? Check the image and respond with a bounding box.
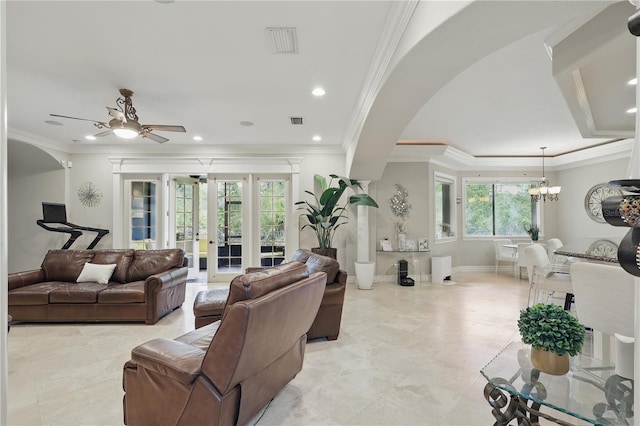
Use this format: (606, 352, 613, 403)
(546, 238, 564, 264)
(516, 242, 532, 279)
(493, 239, 517, 277)
(524, 244, 573, 309)
(570, 262, 634, 378)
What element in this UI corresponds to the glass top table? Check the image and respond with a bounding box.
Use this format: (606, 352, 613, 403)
(481, 342, 633, 425)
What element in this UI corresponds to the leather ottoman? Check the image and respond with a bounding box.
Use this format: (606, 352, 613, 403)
(193, 288, 228, 328)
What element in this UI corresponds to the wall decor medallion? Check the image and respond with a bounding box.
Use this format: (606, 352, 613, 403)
(584, 183, 622, 223)
(78, 181, 103, 207)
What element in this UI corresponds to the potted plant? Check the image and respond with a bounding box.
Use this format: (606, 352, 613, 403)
(295, 174, 378, 259)
(523, 223, 540, 241)
(517, 303, 585, 375)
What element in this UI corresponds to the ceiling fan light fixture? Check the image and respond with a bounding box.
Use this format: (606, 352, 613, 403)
(113, 127, 138, 139)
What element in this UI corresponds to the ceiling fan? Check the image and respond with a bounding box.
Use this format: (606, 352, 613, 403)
(50, 88, 186, 143)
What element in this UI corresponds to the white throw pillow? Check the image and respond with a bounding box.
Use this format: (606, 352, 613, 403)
(76, 263, 117, 284)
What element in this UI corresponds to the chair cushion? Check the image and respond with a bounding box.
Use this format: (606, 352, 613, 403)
(98, 282, 145, 303)
(290, 249, 313, 263)
(193, 289, 228, 317)
(9, 282, 66, 305)
(49, 282, 109, 303)
(91, 249, 135, 283)
(305, 253, 339, 284)
(125, 249, 184, 282)
(41, 250, 95, 282)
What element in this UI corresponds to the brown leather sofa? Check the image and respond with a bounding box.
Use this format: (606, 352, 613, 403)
(123, 261, 326, 426)
(8, 248, 187, 325)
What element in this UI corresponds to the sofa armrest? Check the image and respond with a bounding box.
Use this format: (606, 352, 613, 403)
(131, 338, 205, 385)
(245, 267, 267, 273)
(334, 270, 347, 286)
(144, 266, 188, 294)
(8, 269, 45, 291)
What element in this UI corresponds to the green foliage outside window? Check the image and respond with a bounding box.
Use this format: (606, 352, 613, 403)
(465, 182, 536, 237)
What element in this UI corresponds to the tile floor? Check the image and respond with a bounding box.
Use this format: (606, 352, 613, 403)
(7, 272, 583, 425)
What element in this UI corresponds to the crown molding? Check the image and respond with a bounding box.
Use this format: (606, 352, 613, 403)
(388, 139, 632, 171)
(341, 1, 419, 153)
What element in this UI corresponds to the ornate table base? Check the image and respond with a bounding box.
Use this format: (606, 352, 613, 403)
(483, 381, 573, 426)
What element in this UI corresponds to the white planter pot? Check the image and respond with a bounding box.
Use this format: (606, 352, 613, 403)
(355, 261, 375, 290)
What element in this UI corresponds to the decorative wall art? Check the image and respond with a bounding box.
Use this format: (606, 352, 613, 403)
(78, 182, 103, 208)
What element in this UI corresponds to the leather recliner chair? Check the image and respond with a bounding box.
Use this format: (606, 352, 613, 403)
(123, 262, 326, 426)
(245, 249, 346, 340)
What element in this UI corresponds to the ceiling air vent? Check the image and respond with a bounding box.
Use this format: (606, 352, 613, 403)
(265, 27, 298, 54)
(290, 117, 304, 125)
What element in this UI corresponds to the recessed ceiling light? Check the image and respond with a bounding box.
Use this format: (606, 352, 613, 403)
(629, 78, 637, 85)
(312, 87, 326, 97)
(85, 135, 96, 140)
(193, 136, 203, 141)
(45, 120, 63, 126)
(627, 107, 637, 114)
(312, 135, 322, 142)
(240, 121, 254, 127)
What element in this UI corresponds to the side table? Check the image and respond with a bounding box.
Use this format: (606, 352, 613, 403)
(481, 342, 633, 425)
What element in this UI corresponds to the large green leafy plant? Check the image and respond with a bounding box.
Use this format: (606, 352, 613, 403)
(295, 174, 378, 249)
(518, 303, 585, 356)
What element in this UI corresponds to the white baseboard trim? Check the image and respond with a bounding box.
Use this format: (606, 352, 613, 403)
(346, 265, 522, 285)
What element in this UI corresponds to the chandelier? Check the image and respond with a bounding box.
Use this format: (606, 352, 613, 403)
(529, 147, 561, 202)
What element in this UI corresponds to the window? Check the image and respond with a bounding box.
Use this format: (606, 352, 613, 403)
(435, 172, 456, 242)
(259, 180, 286, 267)
(175, 182, 194, 242)
(463, 179, 538, 237)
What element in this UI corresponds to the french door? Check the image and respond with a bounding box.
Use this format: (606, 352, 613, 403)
(207, 177, 248, 282)
(170, 177, 201, 277)
(206, 174, 289, 282)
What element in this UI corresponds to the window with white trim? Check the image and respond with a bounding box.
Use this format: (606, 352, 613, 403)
(463, 178, 539, 238)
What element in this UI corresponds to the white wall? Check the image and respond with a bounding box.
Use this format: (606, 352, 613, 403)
(375, 162, 429, 275)
(66, 154, 114, 249)
(8, 168, 66, 272)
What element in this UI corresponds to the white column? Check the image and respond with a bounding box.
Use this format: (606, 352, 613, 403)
(356, 180, 370, 263)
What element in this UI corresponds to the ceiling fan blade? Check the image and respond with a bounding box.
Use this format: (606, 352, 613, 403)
(142, 132, 169, 143)
(50, 114, 107, 127)
(142, 124, 186, 133)
(93, 129, 113, 138)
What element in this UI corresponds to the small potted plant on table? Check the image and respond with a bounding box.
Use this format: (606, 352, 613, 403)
(517, 303, 585, 375)
(523, 223, 540, 241)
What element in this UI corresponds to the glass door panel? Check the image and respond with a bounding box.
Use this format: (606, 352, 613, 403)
(130, 181, 157, 249)
(174, 180, 199, 275)
(259, 180, 286, 267)
(216, 180, 243, 275)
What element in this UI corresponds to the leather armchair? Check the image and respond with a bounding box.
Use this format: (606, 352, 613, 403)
(247, 249, 346, 340)
(124, 264, 327, 426)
